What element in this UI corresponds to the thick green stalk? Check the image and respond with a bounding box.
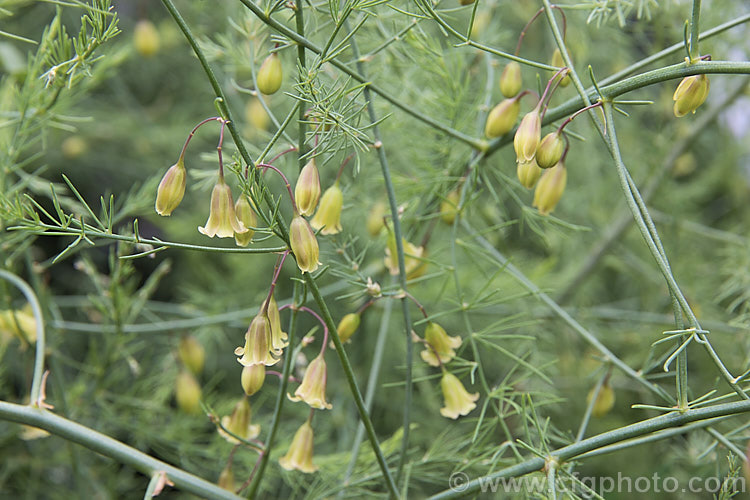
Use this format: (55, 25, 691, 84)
(345, 21, 414, 488)
(245, 286, 300, 498)
(0, 401, 242, 500)
(0, 270, 45, 406)
(235, 0, 485, 151)
(428, 399, 750, 499)
(304, 273, 400, 499)
(689, 0, 703, 59)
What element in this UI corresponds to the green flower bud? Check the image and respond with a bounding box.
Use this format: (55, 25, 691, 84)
(484, 98, 520, 138)
(532, 162, 567, 215)
(295, 158, 321, 216)
(311, 182, 343, 235)
(155, 159, 186, 216)
(551, 48, 571, 87)
(499, 61, 522, 98)
(337, 313, 361, 343)
(673, 74, 709, 117)
(198, 177, 248, 238)
(517, 158, 543, 189)
(175, 370, 201, 414)
(513, 109, 541, 165)
(234, 195, 257, 247)
(587, 383, 615, 417)
(440, 189, 460, 225)
(241, 364, 266, 396)
(535, 131, 565, 169)
(257, 52, 283, 95)
(134, 20, 160, 58)
(178, 336, 205, 375)
(290, 215, 320, 273)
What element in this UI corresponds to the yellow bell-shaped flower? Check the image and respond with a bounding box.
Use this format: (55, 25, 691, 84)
(673, 73, 709, 117)
(279, 420, 318, 473)
(198, 176, 248, 238)
(235, 312, 279, 367)
(439, 371, 479, 419)
(533, 162, 567, 215)
(420, 322, 462, 367)
(288, 354, 332, 410)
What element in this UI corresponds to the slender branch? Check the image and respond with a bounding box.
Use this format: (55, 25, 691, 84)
(689, 0, 703, 60)
(0, 270, 45, 407)
(304, 273, 400, 499)
(428, 400, 750, 499)
(295, 0, 307, 169)
(0, 401, 243, 500)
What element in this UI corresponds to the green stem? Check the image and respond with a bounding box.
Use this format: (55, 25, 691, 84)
(235, 0, 485, 151)
(0, 270, 45, 407)
(689, 0, 702, 60)
(295, 0, 307, 170)
(160, 0, 290, 242)
(345, 21, 414, 489)
(0, 401, 242, 500)
(304, 273, 400, 499)
(245, 285, 300, 498)
(428, 400, 750, 499)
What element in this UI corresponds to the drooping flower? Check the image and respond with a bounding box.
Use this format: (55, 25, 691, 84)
(516, 158, 543, 189)
(175, 370, 201, 414)
(673, 73, 709, 117)
(198, 176, 248, 238)
(289, 215, 320, 273)
(279, 420, 318, 473)
(311, 182, 343, 235)
(155, 159, 186, 216)
(514, 108, 542, 165)
(178, 335, 205, 375)
(384, 233, 426, 280)
(533, 162, 567, 215)
(295, 158, 321, 216)
(267, 294, 289, 351)
(235, 312, 279, 367)
(366, 201, 386, 236)
(419, 322, 462, 367)
(288, 354, 332, 410)
(535, 131, 564, 169)
(234, 195, 257, 247)
(439, 371, 479, 419)
(219, 396, 260, 444)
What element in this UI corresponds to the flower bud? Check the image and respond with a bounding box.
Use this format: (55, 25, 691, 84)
(439, 371, 479, 419)
(294, 159, 321, 216)
(257, 52, 283, 95)
(279, 420, 318, 473)
(234, 195, 257, 247)
(0, 306, 37, 345)
(134, 20, 160, 58)
(289, 215, 321, 273)
(587, 383, 615, 417)
(235, 312, 279, 367)
(419, 322, 462, 367)
(484, 98, 520, 138)
(288, 354, 332, 410)
(535, 131, 564, 169)
(219, 397, 260, 443)
(178, 336, 205, 375)
(311, 182, 343, 235)
(245, 98, 269, 131)
(440, 189, 460, 225)
(516, 158, 542, 189)
(198, 177, 248, 238)
(155, 159, 186, 216)
(241, 364, 266, 396)
(551, 48, 571, 87)
(218, 465, 234, 491)
(673, 74, 709, 117)
(513, 109, 541, 165)
(337, 313, 361, 343)
(499, 61, 522, 98)
(533, 162, 567, 215)
(267, 294, 289, 351)
(175, 370, 201, 414)
(366, 201, 386, 236)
